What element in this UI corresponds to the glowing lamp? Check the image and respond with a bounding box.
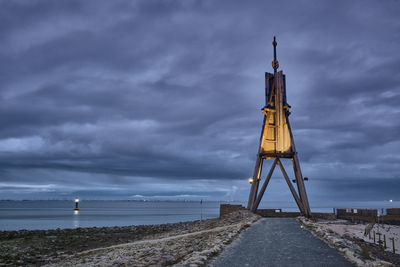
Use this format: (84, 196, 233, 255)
(389, 199, 393, 203)
(248, 178, 254, 184)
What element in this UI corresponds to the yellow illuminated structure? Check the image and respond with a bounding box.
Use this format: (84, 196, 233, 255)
(247, 37, 311, 217)
(260, 72, 292, 156)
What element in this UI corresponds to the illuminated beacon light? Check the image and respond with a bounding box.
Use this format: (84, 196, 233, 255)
(74, 198, 80, 210)
(248, 178, 254, 184)
(389, 199, 393, 203)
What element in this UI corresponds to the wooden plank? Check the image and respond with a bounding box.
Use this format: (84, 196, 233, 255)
(276, 158, 305, 213)
(259, 152, 294, 158)
(251, 158, 278, 212)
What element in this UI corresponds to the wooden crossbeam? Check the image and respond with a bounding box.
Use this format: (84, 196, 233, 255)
(259, 152, 294, 158)
(276, 158, 305, 214)
(247, 156, 263, 209)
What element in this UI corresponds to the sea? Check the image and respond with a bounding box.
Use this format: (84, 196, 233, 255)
(0, 200, 222, 231)
(0, 200, 396, 231)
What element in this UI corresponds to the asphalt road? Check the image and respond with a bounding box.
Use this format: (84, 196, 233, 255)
(212, 218, 356, 267)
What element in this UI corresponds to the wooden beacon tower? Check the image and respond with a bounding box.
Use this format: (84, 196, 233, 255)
(247, 37, 311, 217)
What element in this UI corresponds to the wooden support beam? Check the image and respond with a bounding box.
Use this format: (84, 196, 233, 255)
(259, 152, 294, 158)
(276, 158, 305, 213)
(292, 154, 311, 217)
(286, 115, 311, 217)
(251, 158, 278, 212)
(247, 157, 263, 209)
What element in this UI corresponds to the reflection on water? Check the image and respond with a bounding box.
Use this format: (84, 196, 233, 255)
(73, 210, 79, 228)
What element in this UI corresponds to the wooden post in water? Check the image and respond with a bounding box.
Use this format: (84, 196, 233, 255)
(247, 37, 311, 217)
(200, 199, 203, 221)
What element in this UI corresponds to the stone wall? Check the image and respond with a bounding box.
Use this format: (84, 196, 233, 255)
(335, 208, 400, 224)
(380, 215, 400, 225)
(387, 208, 400, 216)
(220, 205, 338, 220)
(256, 209, 300, 217)
(219, 204, 245, 217)
(337, 208, 377, 217)
(336, 208, 377, 223)
(312, 212, 336, 220)
(256, 210, 335, 219)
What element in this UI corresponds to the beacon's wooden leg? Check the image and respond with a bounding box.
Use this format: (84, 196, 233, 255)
(286, 114, 312, 217)
(251, 158, 278, 212)
(247, 157, 263, 210)
(292, 155, 311, 217)
(276, 158, 305, 213)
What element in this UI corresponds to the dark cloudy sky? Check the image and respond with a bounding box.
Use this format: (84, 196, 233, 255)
(0, 0, 399, 206)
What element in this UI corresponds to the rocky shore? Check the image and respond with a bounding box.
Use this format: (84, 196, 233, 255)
(299, 217, 400, 267)
(0, 210, 260, 266)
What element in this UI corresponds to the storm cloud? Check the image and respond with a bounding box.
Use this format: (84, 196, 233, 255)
(0, 0, 399, 205)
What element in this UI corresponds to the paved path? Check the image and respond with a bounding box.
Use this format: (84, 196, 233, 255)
(212, 218, 355, 267)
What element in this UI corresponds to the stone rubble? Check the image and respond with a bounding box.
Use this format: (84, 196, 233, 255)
(0, 210, 260, 266)
(298, 217, 394, 267)
(46, 210, 259, 267)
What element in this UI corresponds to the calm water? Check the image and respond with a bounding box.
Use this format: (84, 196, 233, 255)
(0, 200, 396, 231)
(0, 200, 221, 231)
